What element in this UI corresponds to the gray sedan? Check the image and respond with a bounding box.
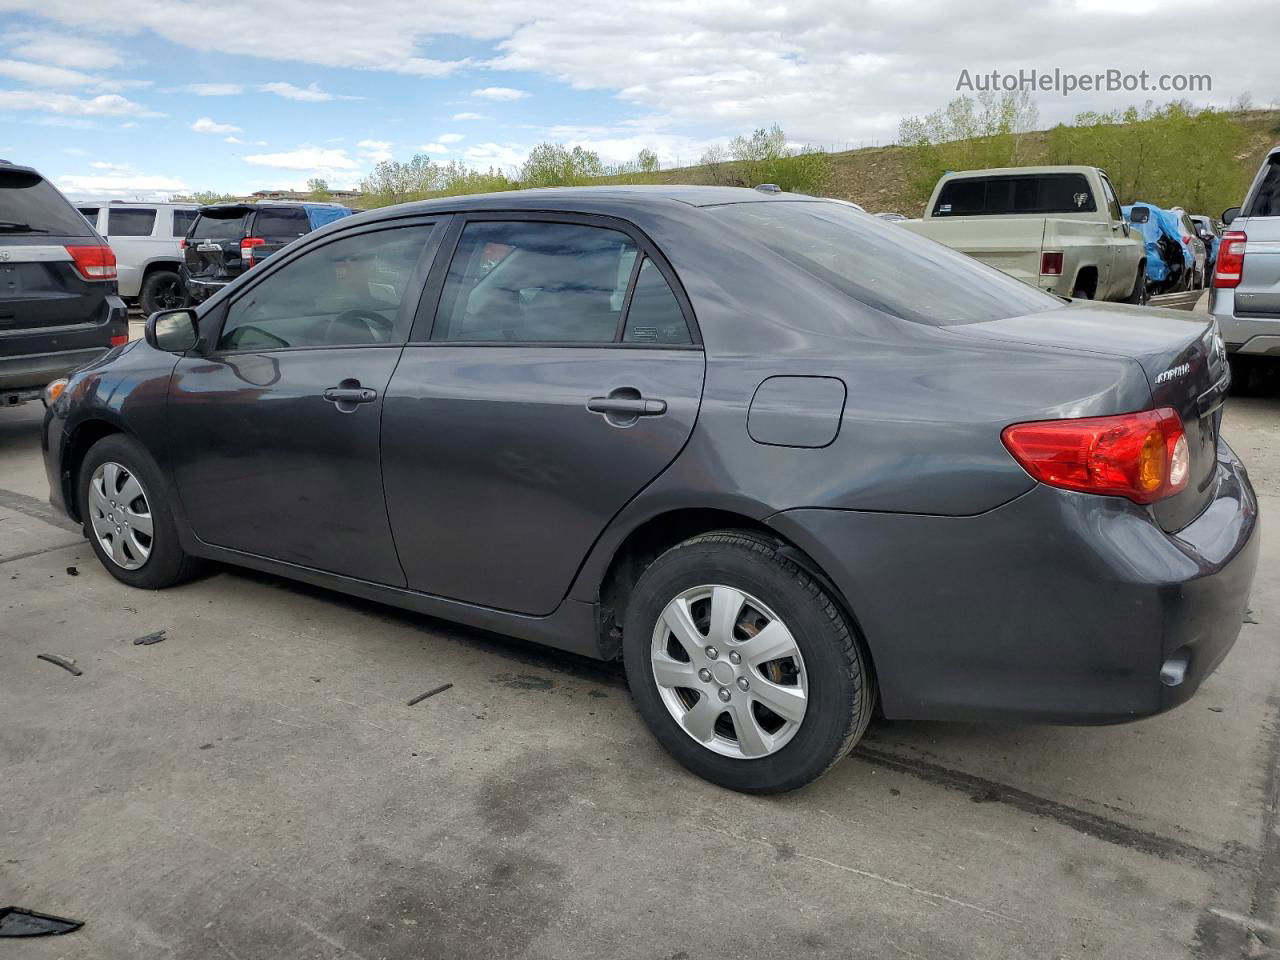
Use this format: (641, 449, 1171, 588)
(42, 186, 1259, 793)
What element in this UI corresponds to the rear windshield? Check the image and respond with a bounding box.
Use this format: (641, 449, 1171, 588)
(710, 200, 1062, 326)
(1246, 157, 1280, 218)
(253, 207, 311, 238)
(933, 173, 1097, 216)
(0, 169, 95, 237)
(191, 209, 250, 240)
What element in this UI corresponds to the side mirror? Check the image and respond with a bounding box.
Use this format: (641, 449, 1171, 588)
(145, 308, 200, 353)
(1128, 206, 1150, 224)
(1222, 206, 1242, 226)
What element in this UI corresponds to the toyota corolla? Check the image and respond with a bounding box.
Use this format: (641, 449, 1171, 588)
(42, 186, 1259, 793)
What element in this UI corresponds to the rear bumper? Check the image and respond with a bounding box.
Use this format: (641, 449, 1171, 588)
(767, 439, 1260, 724)
(1209, 289, 1280, 355)
(180, 269, 229, 303)
(0, 294, 127, 396)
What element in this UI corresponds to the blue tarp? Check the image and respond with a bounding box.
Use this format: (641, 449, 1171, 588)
(1122, 201, 1190, 284)
(304, 204, 353, 230)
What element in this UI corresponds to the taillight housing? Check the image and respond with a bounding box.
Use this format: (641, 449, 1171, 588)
(1214, 231, 1247, 288)
(1040, 251, 1064, 276)
(240, 236, 265, 267)
(65, 244, 117, 280)
(1002, 408, 1190, 505)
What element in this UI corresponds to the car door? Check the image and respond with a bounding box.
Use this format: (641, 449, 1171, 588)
(167, 218, 445, 584)
(104, 206, 158, 299)
(382, 214, 706, 616)
(1097, 173, 1130, 297)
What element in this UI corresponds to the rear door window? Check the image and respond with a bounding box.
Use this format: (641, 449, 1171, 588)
(191, 210, 250, 240)
(106, 207, 157, 237)
(0, 169, 95, 236)
(934, 173, 1097, 216)
(172, 208, 196, 237)
(253, 207, 311, 240)
(1247, 158, 1280, 217)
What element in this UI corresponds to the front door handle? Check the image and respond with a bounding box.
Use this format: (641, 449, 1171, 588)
(587, 388, 667, 427)
(323, 381, 377, 413)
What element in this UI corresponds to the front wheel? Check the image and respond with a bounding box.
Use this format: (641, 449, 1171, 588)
(79, 434, 203, 589)
(622, 531, 874, 793)
(139, 269, 187, 315)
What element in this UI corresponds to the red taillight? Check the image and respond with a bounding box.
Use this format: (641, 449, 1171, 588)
(240, 236, 265, 268)
(1001, 409, 1190, 505)
(1214, 231, 1247, 288)
(65, 244, 116, 281)
(179, 238, 187, 250)
(109, 335, 128, 346)
(1040, 251, 1064, 276)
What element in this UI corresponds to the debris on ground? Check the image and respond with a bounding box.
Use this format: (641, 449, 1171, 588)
(36, 653, 81, 676)
(408, 683, 453, 706)
(65, 566, 78, 576)
(1244, 608, 1259, 624)
(0, 906, 83, 937)
(132, 630, 166, 646)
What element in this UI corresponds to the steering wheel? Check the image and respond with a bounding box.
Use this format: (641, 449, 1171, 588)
(324, 308, 394, 345)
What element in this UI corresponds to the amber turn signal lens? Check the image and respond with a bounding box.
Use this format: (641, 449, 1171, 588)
(43, 378, 68, 406)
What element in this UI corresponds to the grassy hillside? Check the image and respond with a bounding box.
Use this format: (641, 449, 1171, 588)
(594, 110, 1280, 217)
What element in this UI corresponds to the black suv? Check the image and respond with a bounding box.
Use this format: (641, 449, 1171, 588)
(1, 161, 128, 406)
(180, 201, 353, 303)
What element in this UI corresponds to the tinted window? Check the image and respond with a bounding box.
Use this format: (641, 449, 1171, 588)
(192, 210, 249, 240)
(711, 200, 1062, 326)
(1247, 158, 1280, 218)
(623, 258, 692, 344)
(433, 220, 638, 342)
(107, 207, 157, 237)
(77, 206, 100, 227)
(172, 208, 196, 237)
(218, 226, 433, 351)
(934, 173, 1097, 216)
(253, 207, 311, 238)
(0, 169, 95, 236)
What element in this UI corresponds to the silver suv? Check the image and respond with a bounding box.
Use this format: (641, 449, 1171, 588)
(76, 201, 197, 314)
(1210, 145, 1280, 371)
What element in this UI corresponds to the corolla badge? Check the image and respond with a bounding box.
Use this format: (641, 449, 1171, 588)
(1155, 363, 1191, 384)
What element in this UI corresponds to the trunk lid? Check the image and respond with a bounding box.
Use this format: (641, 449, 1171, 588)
(184, 205, 252, 280)
(950, 301, 1229, 532)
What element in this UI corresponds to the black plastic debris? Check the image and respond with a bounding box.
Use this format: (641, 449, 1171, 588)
(65, 565, 78, 577)
(133, 630, 166, 646)
(408, 683, 453, 706)
(0, 906, 83, 937)
(36, 653, 81, 676)
(1244, 608, 1259, 625)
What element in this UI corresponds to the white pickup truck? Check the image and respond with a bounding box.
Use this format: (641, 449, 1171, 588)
(901, 165, 1146, 303)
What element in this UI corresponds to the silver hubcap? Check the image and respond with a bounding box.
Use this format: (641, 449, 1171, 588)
(88, 461, 154, 571)
(650, 585, 808, 759)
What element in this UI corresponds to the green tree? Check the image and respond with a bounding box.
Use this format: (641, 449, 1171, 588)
(306, 177, 331, 201)
(359, 154, 438, 204)
(517, 143, 605, 187)
(636, 148, 660, 173)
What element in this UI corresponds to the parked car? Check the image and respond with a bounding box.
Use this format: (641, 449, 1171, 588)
(1, 161, 127, 407)
(43, 186, 1257, 793)
(180, 201, 353, 303)
(1125, 202, 1204, 295)
(77, 201, 197, 314)
(1171, 208, 1208, 289)
(901, 165, 1146, 302)
(1211, 144, 1280, 369)
(1189, 214, 1220, 273)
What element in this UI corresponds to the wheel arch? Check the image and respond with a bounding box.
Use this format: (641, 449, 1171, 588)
(1072, 264, 1099, 298)
(61, 418, 128, 524)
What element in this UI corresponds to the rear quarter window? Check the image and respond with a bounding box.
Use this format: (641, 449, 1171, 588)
(0, 169, 95, 236)
(934, 173, 1097, 216)
(172, 208, 196, 237)
(253, 207, 311, 238)
(106, 207, 157, 237)
(1246, 157, 1280, 217)
(711, 200, 1063, 326)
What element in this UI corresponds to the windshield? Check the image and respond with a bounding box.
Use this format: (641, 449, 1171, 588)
(0, 169, 96, 236)
(709, 200, 1063, 326)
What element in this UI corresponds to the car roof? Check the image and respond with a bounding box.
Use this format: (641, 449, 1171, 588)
(936, 165, 1099, 180)
(351, 184, 831, 221)
(75, 200, 196, 207)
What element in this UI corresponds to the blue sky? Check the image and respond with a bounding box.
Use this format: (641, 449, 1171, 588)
(0, 0, 1274, 200)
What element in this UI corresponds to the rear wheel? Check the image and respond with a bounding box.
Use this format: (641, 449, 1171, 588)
(79, 435, 202, 589)
(139, 269, 187, 315)
(1124, 266, 1148, 305)
(622, 531, 874, 793)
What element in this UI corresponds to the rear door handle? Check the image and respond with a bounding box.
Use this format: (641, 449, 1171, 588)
(323, 384, 377, 412)
(587, 389, 667, 427)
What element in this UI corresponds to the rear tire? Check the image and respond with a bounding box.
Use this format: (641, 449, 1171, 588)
(622, 531, 874, 794)
(79, 434, 203, 589)
(139, 269, 187, 315)
(1124, 267, 1148, 305)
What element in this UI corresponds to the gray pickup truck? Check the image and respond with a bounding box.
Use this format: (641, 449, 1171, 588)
(1210, 145, 1280, 368)
(902, 165, 1146, 303)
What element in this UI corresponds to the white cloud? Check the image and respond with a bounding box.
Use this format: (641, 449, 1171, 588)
(0, 89, 159, 117)
(182, 83, 245, 96)
(451, 112, 488, 121)
(419, 142, 449, 153)
(243, 147, 358, 170)
(462, 142, 529, 170)
(90, 160, 130, 170)
(6, 31, 124, 71)
(191, 116, 241, 134)
(437, 132, 465, 143)
(63, 147, 88, 155)
(55, 172, 189, 200)
(0, 59, 97, 88)
(471, 86, 529, 101)
(357, 138, 394, 163)
(259, 81, 359, 102)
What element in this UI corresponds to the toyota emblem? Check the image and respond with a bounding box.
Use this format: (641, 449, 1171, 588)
(0, 250, 10, 262)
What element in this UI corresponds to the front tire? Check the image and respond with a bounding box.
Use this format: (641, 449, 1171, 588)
(139, 269, 187, 315)
(79, 434, 202, 589)
(622, 531, 874, 793)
